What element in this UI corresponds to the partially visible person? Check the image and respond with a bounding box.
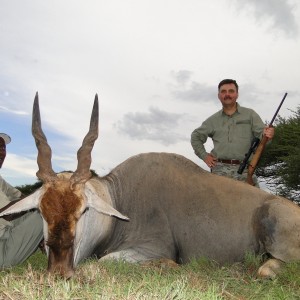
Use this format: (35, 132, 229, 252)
(0, 132, 43, 268)
(191, 79, 274, 187)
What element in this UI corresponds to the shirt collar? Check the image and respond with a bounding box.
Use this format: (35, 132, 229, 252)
(220, 102, 241, 116)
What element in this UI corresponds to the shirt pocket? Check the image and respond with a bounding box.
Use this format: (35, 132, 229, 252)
(235, 120, 252, 140)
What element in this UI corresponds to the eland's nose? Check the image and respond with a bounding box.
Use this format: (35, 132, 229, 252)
(48, 265, 75, 279)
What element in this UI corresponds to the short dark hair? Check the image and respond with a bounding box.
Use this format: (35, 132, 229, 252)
(218, 79, 239, 92)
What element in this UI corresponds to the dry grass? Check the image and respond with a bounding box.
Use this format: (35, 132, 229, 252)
(0, 251, 300, 299)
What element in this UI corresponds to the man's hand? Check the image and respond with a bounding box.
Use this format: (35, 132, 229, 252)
(263, 126, 275, 140)
(204, 154, 217, 169)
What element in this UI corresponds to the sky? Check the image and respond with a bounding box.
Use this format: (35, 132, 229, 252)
(1, 0, 299, 186)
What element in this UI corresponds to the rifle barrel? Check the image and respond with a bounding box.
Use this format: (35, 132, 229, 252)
(270, 92, 288, 125)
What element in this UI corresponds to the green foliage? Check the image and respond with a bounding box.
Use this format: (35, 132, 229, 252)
(15, 181, 43, 196)
(257, 106, 300, 203)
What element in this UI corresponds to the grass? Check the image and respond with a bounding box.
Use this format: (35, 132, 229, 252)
(0, 251, 300, 299)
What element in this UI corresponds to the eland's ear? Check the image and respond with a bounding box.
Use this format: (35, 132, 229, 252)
(84, 187, 129, 221)
(0, 189, 42, 217)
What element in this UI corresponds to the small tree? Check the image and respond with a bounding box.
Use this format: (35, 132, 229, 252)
(257, 106, 300, 203)
(15, 181, 43, 196)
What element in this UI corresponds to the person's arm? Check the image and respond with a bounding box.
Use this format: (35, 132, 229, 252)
(0, 177, 26, 224)
(191, 120, 217, 168)
(0, 177, 21, 202)
(191, 122, 209, 160)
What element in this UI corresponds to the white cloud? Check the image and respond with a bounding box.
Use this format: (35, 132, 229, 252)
(0, 106, 28, 115)
(116, 106, 187, 145)
(230, 0, 299, 37)
(1, 154, 37, 185)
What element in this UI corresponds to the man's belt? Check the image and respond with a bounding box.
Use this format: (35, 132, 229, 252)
(217, 159, 241, 165)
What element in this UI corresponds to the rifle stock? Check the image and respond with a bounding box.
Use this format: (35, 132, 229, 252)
(246, 134, 269, 185)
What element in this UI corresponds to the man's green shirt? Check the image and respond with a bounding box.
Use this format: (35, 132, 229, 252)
(191, 103, 265, 161)
(0, 175, 22, 237)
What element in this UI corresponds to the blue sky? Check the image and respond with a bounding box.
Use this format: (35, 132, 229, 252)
(1, 0, 299, 186)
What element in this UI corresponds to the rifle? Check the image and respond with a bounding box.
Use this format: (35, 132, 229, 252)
(237, 137, 260, 175)
(246, 92, 288, 186)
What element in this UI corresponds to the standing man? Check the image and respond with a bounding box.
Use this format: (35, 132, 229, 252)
(191, 79, 274, 186)
(0, 133, 43, 267)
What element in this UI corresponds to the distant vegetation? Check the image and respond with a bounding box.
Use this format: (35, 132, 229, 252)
(16, 180, 42, 196)
(257, 106, 300, 203)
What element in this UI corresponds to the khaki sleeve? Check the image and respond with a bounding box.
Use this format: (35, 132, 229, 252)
(191, 120, 212, 161)
(0, 177, 21, 203)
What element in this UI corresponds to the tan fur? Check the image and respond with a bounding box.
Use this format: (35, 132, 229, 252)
(39, 175, 85, 277)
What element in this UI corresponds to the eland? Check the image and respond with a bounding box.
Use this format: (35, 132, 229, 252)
(1, 93, 300, 279)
